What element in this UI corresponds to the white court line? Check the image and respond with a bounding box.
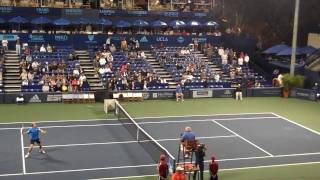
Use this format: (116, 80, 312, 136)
(134, 112, 275, 119)
(20, 127, 26, 175)
(88, 161, 320, 180)
(272, 112, 320, 136)
(0, 116, 279, 130)
(0, 173, 24, 177)
(212, 120, 274, 157)
(24, 135, 237, 149)
(0, 112, 274, 125)
(2, 152, 320, 178)
(25, 163, 158, 175)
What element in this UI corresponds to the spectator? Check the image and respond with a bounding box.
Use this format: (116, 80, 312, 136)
(193, 144, 206, 180)
(235, 83, 243, 101)
(171, 166, 186, 180)
(2, 38, 8, 51)
(79, 73, 86, 88)
(209, 155, 219, 180)
(157, 154, 169, 180)
(176, 84, 184, 102)
(71, 78, 78, 92)
(16, 37, 21, 55)
(244, 53, 250, 66)
(47, 44, 52, 53)
(40, 44, 46, 52)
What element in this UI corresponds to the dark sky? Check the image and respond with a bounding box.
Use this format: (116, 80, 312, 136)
(214, 0, 320, 47)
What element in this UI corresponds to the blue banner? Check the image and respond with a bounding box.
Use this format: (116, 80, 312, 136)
(2, 33, 221, 49)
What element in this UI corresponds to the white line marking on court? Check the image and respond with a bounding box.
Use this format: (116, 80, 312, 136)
(24, 135, 237, 149)
(0, 116, 279, 130)
(0, 173, 24, 177)
(25, 163, 158, 175)
(134, 112, 275, 119)
(20, 127, 26, 175)
(0, 112, 275, 125)
(212, 120, 274, 157)
(271, 112, 320, 136)
(88, 161, 320, 180)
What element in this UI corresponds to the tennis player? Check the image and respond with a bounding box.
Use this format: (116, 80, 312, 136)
(23, 122, 46, 158)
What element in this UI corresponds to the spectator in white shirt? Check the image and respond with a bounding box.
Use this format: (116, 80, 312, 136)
(238, 57, 244, 66)
(244, 53, 250, 66)
(214, 73, 220, 82)
(99, 67, 106, 76)
(40, 44, 46, 52)
(73, 69, 80, 77)
(1, 39, 8, 51)
(99, 57, 107, 66)
(221, 53, 228, 65)
(218, 47, 224, 56)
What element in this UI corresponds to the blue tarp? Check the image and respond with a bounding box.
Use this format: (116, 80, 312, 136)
(72, 18, 90, 25)
(9, 16, 28, 24)
(206, 21, 218, 27)
(300, 46, 317, 55)
(151, 20, 167, 28)
(53, 18, 71, 26)
(263, 44, 289, 54)
(276, 47, 303, 56)
(169, 20, 186, 28)
(96, 18, 112, 26)
(116, 20, 131, 28)
(133, 19, 149, 27)
(187, 20, 201, 27)
(31, 17, 51, 25)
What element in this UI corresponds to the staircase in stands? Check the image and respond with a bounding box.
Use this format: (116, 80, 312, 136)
(193, 51, 230, 81)
(75, 50, 104, 91)
(3, 50, 21, 93)
(144, 51, 177, 89)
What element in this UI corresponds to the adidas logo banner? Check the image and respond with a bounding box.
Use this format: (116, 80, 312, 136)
(29, 94, 42, 103)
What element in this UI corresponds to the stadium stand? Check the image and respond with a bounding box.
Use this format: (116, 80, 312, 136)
(18, 45, 90, 93)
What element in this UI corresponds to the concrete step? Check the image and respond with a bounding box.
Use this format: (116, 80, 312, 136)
(4, 89, 21, 93)
(4, 80, 21, 84)
(83, 69, 95, 72)
(4, 76, 20, 80)
(4, 66, 19, 69)
(90, 83, 103, 87)
(4, 84, 21, 88)
(4, 72, 20, 77)
(5, 60, 20, 63)
(90, 86, 105, 90)
(6, 69, 20, 73)
(87, 79, 101, 83)
(4, 63, 19, 66)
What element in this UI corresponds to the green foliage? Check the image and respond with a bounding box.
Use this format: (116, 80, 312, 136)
(282, 74, 305, 91)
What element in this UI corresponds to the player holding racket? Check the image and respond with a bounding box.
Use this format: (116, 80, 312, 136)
(23, 122, 46, 158)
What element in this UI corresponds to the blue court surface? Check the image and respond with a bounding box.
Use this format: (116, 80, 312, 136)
(0, 112, 320, 180)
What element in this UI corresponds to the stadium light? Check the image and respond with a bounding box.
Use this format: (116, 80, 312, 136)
(290, 0, 300, 76)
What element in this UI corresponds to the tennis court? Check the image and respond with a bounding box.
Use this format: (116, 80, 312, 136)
(1, 110, 320, 180)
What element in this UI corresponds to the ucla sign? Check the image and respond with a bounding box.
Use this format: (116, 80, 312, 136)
(156, 36, 168, 42)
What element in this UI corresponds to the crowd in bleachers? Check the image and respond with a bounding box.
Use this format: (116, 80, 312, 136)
(19, 44, 90, 92)
(153, 46, 230, 89)
(204, 45, 270, 88)
(90, 38, 169, 91)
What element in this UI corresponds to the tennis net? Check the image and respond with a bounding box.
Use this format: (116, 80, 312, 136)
(114, 100, 176, 172)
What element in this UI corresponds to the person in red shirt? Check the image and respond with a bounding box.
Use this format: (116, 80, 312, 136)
(157, 154, 169, 180)
(209, 155, 219, 180)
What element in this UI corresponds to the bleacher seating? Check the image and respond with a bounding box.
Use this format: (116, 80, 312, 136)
(153, 47, 231, 89)
(19, 46, 90, 92)
(89, 49, 169, 90)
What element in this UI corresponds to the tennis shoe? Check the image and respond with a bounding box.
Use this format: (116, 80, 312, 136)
(40, 150, 46, 154)
(25, 153, 30, 158)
